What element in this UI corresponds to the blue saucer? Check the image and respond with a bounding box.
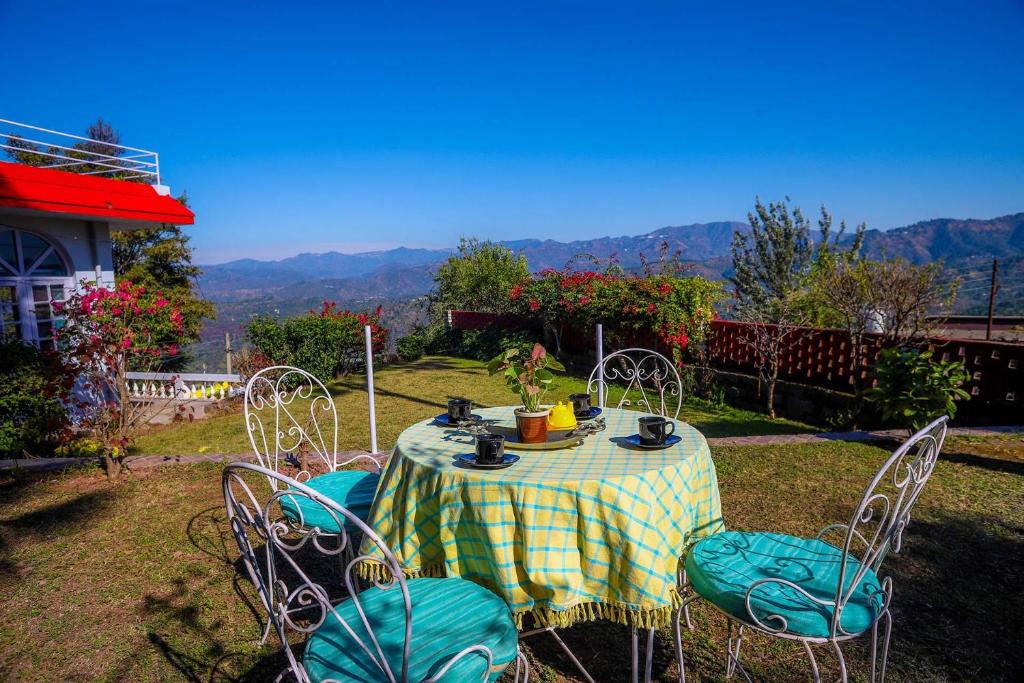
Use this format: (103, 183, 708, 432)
(433, 413, 482, 426)
(621, 433, 682, 450)
(457, 453, 520, 469)
(575, 407, 602, 421)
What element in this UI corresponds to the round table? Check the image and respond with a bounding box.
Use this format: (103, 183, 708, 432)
(359, 406, 723, 629)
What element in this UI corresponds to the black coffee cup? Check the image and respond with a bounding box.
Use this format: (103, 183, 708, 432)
(638, 416, 675, 446)
(448, 398, 473, 422)
(570, 392, 592, 415)
(475, 434, 505, 464)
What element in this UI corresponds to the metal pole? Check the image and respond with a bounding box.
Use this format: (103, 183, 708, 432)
(364, 325, 378, 454)
(225, 332, 233, 374)
(986, 258, 998, 341)
(596, 323, 605, 408)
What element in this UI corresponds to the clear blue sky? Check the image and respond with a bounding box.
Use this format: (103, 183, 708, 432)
(2, 1, 1022, 264)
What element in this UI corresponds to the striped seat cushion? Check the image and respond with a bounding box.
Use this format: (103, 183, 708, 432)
(685, 531, 885, 639)
(279, 470, 380, 533)
(303, 577, 519, 682)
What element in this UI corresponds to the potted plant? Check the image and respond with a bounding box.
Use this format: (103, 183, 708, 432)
(487, 343, 564, 443)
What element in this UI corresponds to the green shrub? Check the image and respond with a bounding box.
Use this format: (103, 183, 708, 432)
(0, 342, 69, 455)
(246, 302, 388, 383)
(396, 334, 425, 361)
(866, 348, 970, 432)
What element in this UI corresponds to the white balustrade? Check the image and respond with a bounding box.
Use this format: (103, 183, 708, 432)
(124, 372, 243, 401)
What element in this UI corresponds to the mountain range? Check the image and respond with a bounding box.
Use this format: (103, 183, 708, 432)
(188, 213, 1023, 371)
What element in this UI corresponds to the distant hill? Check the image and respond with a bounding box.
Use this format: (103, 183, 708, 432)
(860, 213, 1024, 263)
(189, 214, 1023, 371)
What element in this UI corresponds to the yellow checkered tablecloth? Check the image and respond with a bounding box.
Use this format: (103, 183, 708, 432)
(359, 406, 723, 629)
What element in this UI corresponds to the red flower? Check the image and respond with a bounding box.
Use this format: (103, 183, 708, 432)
(529, 299, 540, 312)
(647, 303, 656, 314)
(509, 284, 524, 300)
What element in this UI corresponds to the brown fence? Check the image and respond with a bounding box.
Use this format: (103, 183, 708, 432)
(447, 310, 1023, 420)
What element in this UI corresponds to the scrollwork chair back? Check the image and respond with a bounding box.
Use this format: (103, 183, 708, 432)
(816, 415, 948, 640)
(587, 348, 683, 419)
(244, 366, 380, 488)
(224, 462, 501, 683)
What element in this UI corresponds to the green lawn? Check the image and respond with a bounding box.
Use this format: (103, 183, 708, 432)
(2, 432, 1021, 681)
(132, 355, 811, 456)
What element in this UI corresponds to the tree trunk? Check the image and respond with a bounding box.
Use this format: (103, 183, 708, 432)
(103, 454, 122, 481)
(766, 363, 779, 420)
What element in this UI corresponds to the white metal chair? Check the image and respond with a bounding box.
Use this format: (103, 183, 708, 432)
(223, 462, 529, 682)
(245, 366, 382, 536)
(677, 416, 949, 682)
(587, 348, 683, 419)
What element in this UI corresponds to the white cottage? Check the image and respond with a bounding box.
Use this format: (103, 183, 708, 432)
(0, 119, 193, 350)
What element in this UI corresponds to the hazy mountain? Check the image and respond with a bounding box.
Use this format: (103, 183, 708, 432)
(189, 214, 1023, 371)
(860, 213, 1024, 263)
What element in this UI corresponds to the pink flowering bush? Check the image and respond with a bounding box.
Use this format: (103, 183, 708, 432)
(56, 279, 186, 478)
(508, 268, 721, 366)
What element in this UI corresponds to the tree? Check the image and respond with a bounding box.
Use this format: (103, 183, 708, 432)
(112, 194, 215, 368)
(730, 198, 862, 417)
(433, 238, 530, 313)
(816, 257, 959, 397)
(56, 280, 186, 479)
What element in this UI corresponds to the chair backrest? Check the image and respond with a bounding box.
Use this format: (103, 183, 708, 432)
(223, 462, 418, 682)
(828, 416, 948, 637)
(244, 365, 378, 487)
(586, 348, 683, 419)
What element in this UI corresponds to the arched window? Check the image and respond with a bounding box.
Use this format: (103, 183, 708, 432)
(0, 226, 72, 350)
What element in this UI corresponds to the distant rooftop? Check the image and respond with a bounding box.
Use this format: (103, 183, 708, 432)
(0, 118, 161, 185)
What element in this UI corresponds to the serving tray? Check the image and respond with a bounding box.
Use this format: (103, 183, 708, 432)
(484, 425, 584, 451)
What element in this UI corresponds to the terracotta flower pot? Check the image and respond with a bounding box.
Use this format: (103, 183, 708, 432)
(515, 407, 550, 444)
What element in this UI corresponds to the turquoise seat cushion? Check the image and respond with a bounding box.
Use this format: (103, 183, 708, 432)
(279, 470, 380, 533)
(685, 531, 884, 639)
(304, 577, 518, 682)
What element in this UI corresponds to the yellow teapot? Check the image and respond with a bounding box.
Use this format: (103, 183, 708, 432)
(547, 401, 578, 430)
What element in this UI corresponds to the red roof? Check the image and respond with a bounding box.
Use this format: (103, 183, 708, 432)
(0, 160, 194, 227)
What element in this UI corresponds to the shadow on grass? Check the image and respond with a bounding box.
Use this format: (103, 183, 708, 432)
(877, 511, 1024, 682)
(938, 449, 1024, 477)
(1, 489, 112, 537)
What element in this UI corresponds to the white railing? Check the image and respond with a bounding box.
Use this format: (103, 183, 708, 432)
(0, 118, 161, 184)
(125, 372, 243, 401)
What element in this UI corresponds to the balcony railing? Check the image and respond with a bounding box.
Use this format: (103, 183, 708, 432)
(0, 118, 160, 183)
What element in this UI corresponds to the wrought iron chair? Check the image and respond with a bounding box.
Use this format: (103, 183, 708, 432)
(245, 366, 382, 536)
(676, 416, 949, 683)
(587, 348, 683, 419)
(223, 462, 529, 682)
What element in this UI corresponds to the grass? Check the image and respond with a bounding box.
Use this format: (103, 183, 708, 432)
(132, 355, 811, 456)
(1, 429, 1021, 681)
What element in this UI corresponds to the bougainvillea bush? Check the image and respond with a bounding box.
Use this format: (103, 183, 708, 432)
(508, 268, 721, 366)
(56, 279, 186, 477)
(246, 301, 388, 383)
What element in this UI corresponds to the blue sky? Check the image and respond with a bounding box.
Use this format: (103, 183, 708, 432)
(2, 1, 1022, 264)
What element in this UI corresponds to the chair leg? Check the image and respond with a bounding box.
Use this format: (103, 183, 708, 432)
(725, 622, 751, 682)
(831, 640, 849, 683)
(679, 568, 694, 630)
(672, 607, 687, 683)
(514, 651, 531, 683)
(520, 627, 595, 683)
(644, 627, 656, 683)
(801, 640, 821, 683)
(878, 610, 893, 683)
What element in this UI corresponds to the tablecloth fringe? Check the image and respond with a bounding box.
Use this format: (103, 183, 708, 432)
(515, 590, 682, 630)
(356, 560, 445, 583)
(356, 560, 682, 630)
